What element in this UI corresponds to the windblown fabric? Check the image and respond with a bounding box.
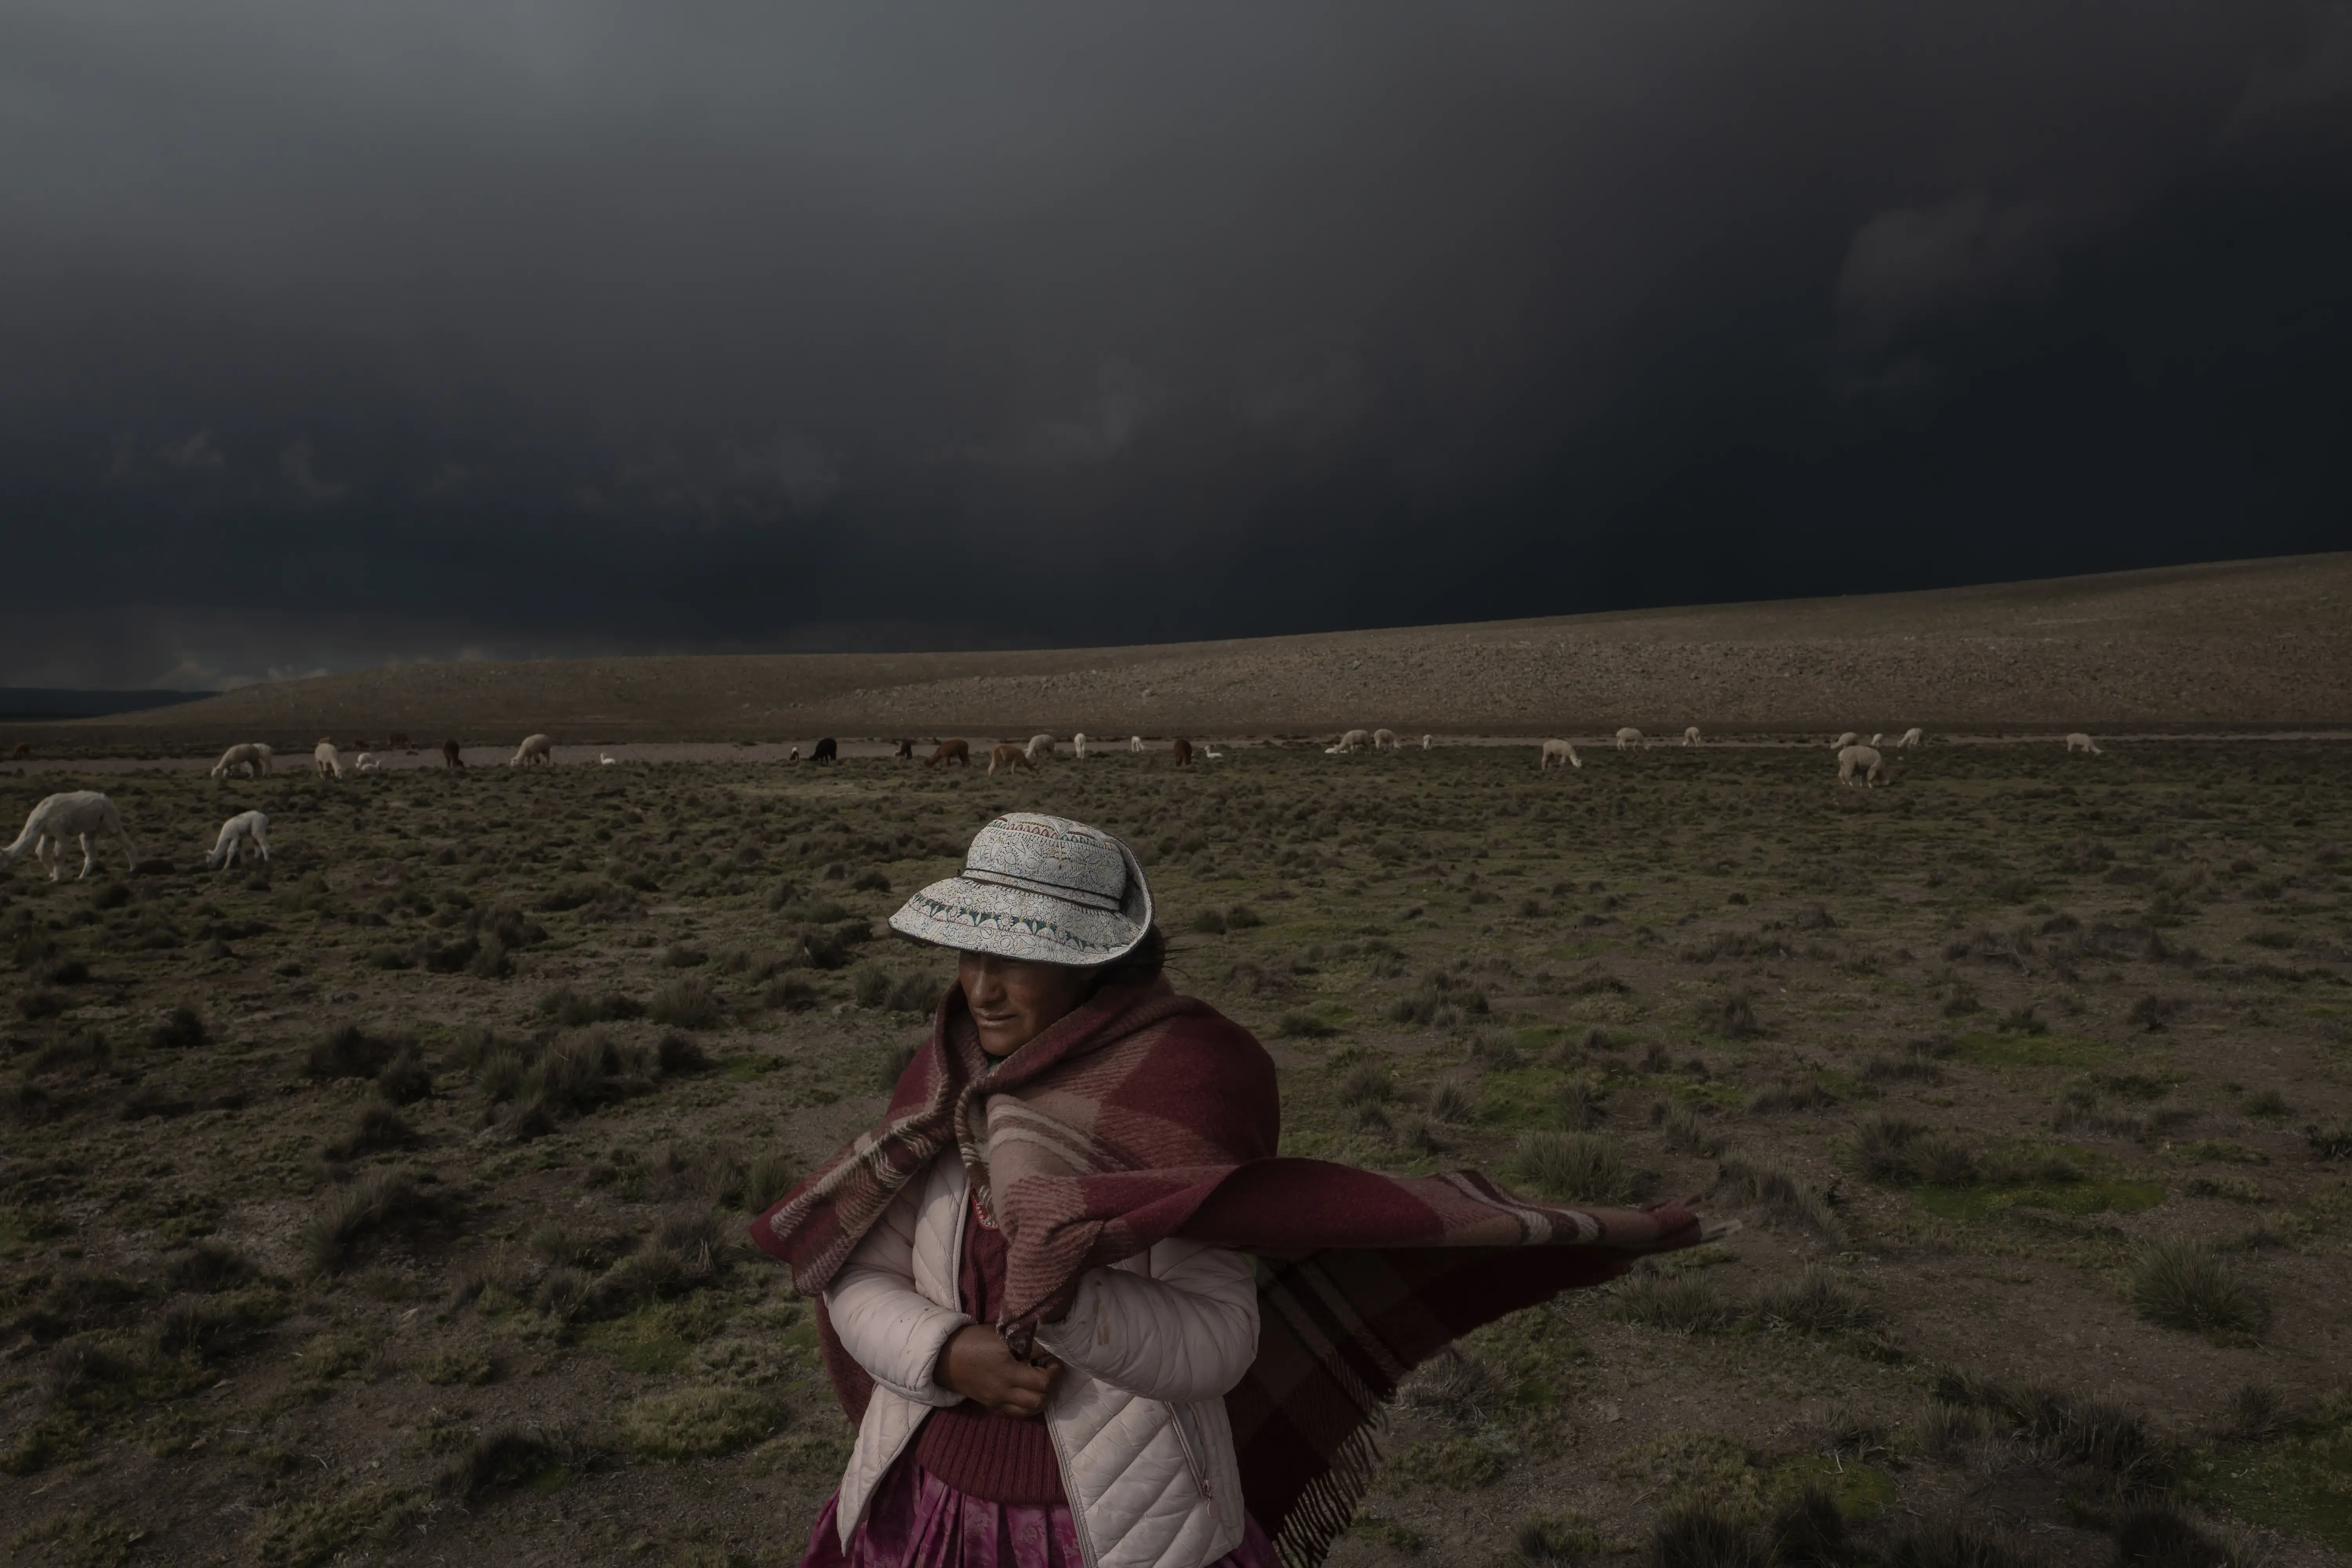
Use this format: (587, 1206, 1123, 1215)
(753, 978, 1701, 1568)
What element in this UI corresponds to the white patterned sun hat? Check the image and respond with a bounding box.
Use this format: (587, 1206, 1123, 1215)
(889, 814, 1154, 965)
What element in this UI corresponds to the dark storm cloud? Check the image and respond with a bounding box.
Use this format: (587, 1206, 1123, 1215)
(3, 2, 2348, 686)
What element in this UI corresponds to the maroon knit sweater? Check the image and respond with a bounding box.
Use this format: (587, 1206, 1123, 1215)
(911, 1188, 1066, 1504)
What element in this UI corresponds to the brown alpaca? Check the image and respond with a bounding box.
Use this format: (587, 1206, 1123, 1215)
(987, 743, 1036, 775)
(389, 731, 411, 751)
(925, 739, 971, 769)
(441, 739, 465, 770)
(1171, 737, 1193, 766)
(8, 742, 30, 760)
(894, 739, 915, 759)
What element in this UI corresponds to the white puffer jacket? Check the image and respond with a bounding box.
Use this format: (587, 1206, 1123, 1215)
(824, 1149, 1258, 1568)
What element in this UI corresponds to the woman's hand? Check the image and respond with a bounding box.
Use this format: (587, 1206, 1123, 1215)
(934, 1325, 1061, 1417)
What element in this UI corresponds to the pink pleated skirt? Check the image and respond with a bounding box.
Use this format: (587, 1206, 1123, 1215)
(800, 1458, 1281, 1568)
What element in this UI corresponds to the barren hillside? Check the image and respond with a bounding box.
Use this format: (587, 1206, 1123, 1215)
(34, 552, 2352, 745)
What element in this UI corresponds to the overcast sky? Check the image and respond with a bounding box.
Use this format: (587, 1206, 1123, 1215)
(4, 2, 2348, 688)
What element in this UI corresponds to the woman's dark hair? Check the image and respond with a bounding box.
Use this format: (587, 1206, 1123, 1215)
(1084, 923, 1165, 995)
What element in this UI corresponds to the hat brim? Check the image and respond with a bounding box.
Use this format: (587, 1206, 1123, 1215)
(888, 835, 1152, 966)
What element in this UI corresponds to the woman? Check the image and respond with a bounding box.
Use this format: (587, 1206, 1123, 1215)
(757, 814, 1704, 1568)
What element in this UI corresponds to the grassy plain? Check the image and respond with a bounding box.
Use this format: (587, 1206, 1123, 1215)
(2, 738, 2349, 1568)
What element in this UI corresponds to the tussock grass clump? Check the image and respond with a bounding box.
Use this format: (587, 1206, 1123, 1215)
(1614, 1271, 1735, 1334)
(876, 1039, 920, 1090)
(1278, 1011, 1339, 1038)
(2109, 1506, 2243, 1568)
(648, 975, 721, 1029)
(1661, 1104, 1723, 1157)
(1750, 1268, 1878, 1334)
(2130, 1241, 2270, 1338)
(616, 1385, 775, 1459)
(1853, 1115, 1978, 1186)
(536, 985, 643, 1027)
(303, 1170, 438, 1272)
(1745, 1080, 1839, 1116)
(307, 1025, 401, 1080)
(1556, 1078, 1606, 1130)
(1430, 1079, 1476, 1122)
(1339, 1062, 1394, 1107)
(147, 1004, 208, 1050)
(588, 1206, 728, 1316)
(886, 973, 940, 1013)
(1509, 1131, 1631, 1203)
(1878, 1520, 2043, 1568)
(1716, 1156, 1842, 1242)
(2306, 1122, 2352, 1160)
(743, 1151, 799, 1213)
(436, 1428, 573, 1498)
(1646, 1499, 1769, 1568)
(852, 967, 892, 1008)
(163, 1240, 258, 1294)
(375, 1047, 432, 1105)
(323, 1099, 417, 1161)
(1398, 1347, 1505, 1425)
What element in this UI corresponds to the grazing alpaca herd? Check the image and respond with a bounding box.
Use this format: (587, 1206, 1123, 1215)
(1, 722, 2113, 884)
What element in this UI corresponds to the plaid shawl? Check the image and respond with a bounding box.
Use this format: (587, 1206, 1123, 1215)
(753, 977, 1700, 1568)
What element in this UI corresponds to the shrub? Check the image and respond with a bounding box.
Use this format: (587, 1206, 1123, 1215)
(648, 976, 721, 1029)
(1226, 906, 1264, 929)
(1278, 1011, 1339, 1038)
(1192, 908, 1228, 935)
(853, 967, 891, 1008)
(536, 986, 641, 1027)
(1510, 1131, 1631, 1203)
(2131, 1242, 2269, 1337)
(657, 1031, 709, 1074)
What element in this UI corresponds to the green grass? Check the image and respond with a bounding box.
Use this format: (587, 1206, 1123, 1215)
(1952, 1031, 2125, 1071)
(1913, 1177, 2166, 1220)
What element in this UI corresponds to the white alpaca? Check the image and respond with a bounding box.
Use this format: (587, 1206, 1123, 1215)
(1837, 745, 1886, 787)
(1683, 727, 1701, 745)
(1026, 733, 1056, 762)
(1372, 728, 1397, 751)
(1130, 735, 1145, 753)
(1540, 739, 1582, 772)
(1615, 728, 1644, 751)
(3, 791, 140, 881)
(209, 742, 272, 779)
(205, 810, 270, 870)
(1833, 731, 1858, 750)
(599, 752, 618, 766)
(1326, 729, 1370, 755)
(2066, 733, 2103, 755)
(510, 733, 554, 767)
(356, 753, 381, 772)
(1421, 735, 1433, 750)
(1894, 728, 1924, 750)
(1073, 733, 1089, 759)
(1201, 744, 1224, 760)
(313, 741, 345, 780)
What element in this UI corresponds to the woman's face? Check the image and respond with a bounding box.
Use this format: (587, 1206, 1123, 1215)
(958, 951, 1090, 1057)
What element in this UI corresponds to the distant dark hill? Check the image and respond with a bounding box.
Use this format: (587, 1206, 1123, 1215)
(22, 553, 2352, 746)
(0, 688, 209, 721)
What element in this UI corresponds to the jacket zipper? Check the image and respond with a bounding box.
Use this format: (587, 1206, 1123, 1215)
(1167, 1402, 1217, 1521)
